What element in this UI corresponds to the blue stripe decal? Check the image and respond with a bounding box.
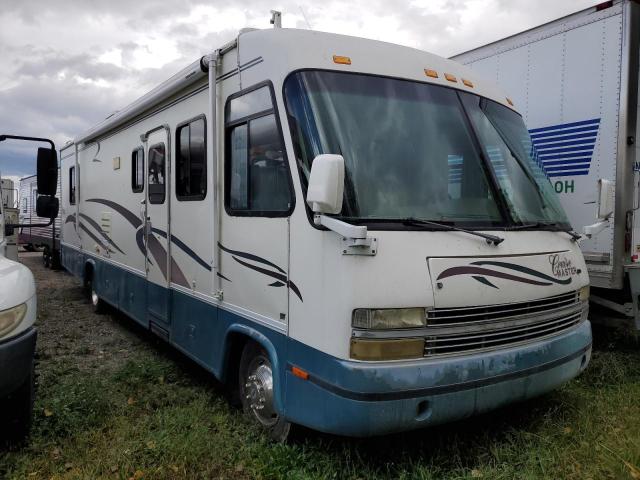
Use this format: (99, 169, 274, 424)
(529, 118, 600, 178)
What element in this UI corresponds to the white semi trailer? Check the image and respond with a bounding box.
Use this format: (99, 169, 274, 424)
(452, 0, 640, 328)
(58, 21, 591, 439)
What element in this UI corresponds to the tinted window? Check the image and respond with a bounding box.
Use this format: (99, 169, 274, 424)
(227, 86, 272, 122)
(176, 117, 206, 200)
(69, 166, 76, 205)
(148, 143, 166, 204)
(132, 147, 144, 192)
(225, 85, 292, 216)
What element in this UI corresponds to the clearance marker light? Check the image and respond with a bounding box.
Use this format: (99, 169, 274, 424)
(333, 55, 352, 65)
(424, 69, 439, 78)
(462, 78, 474, 88)
(506, 97, 514, 106)
(444, 73, 457, 82)
(291, 366, 309, 380)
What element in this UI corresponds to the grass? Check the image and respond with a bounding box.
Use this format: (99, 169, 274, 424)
(1, 330, 640, 479)
(2, 255, 640, 479)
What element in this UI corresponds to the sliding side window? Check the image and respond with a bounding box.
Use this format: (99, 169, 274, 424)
(69, 166, 76, 205)
(224, 83, 293, 216)
(132, 147, 144, 193)
(176, 116, 206, 201)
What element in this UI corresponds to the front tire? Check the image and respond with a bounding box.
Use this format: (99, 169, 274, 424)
(86, 276, 105, 314)
(239, 342, 291, 442)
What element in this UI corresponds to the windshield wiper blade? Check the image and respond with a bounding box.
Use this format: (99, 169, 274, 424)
(508, 222, 581, 241)
(403, 218, 504, 246)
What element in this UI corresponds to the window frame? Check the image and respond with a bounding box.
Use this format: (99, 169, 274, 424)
(175, 114, 207, 202)
(69, 166, 76, 205)
(132, 146, 144, 193)
(147, 142, 167, 205)
(224, 80, 296, 218)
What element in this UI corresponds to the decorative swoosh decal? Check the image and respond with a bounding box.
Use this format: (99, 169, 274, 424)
(437, 259, 574, 289)
(218, 243, 286, 274)
(437, 266, 551, 286)
(78, 222, 110, 253)
(471, 261, 572, 285)
(79, 213, 125, 255)
(231, 254, 303, 302)
(86, 198, 142, 228)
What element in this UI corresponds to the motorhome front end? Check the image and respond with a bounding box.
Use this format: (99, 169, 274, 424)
(59, 28, 591, 438)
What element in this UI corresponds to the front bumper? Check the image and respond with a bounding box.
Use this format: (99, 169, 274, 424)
(0, 327, 37, 398)
(284, 320, 592, 437)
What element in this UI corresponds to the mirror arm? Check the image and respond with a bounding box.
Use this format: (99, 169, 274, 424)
(583, 218, 610, 239)
(314, 214, 378, 255)
(7, 219, 55, 229)
(0, 134, 55, 150)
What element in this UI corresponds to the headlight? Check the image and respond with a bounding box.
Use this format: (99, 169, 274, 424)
(352, 308, 427, 330)
(350, 338, 425, 361)
(579, 285, 590, 302)
(0, 303, 27, 338)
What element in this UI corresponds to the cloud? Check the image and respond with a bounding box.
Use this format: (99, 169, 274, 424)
(0, 0, 596, 178)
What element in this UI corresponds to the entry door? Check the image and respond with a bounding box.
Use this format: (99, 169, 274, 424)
(144, 127, 171, 327)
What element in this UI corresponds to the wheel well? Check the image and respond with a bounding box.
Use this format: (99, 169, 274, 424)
(83, 262, 94, 287)
(223, 332, 251, 388)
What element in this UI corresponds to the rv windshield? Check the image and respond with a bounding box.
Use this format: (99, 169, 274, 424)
(283, 70, 570, 228)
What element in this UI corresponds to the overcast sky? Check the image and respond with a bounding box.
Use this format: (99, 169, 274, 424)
(0, 0, 596, 181)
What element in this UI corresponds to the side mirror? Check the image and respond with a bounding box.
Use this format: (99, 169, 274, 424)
(306, 154, 345, 214)
(37, 147, 58, 196)
(597, 179, 614, 219)
(36, 195, 59, 219)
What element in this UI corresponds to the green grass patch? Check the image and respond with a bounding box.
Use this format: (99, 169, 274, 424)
(2, 330, 640, 479)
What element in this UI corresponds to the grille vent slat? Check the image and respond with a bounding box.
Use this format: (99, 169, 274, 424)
(423, 291, 584, 358)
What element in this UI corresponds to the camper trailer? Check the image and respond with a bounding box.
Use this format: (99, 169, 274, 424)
(19, 173, 61, 267)
(452, 0, 640, 328)
(59, 25, 592, 438)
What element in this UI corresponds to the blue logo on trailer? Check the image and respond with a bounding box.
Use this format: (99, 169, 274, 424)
(529, 118, 600, 178)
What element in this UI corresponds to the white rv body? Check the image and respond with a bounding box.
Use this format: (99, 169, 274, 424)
(59, 28, 591, 436)
(452, 0, 640, 326)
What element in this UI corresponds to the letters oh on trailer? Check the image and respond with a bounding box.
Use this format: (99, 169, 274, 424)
(59, 25, 592, 439)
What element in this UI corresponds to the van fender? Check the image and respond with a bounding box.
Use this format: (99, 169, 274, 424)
(221, 323, 285, 415)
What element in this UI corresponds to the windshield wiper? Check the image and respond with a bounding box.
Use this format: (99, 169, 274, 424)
(403, 218, 504, 246)
(508, 222, 581, 241)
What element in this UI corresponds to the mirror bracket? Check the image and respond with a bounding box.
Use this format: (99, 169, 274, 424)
(314, 214, 378, 256)
(584, 219, 610, 239)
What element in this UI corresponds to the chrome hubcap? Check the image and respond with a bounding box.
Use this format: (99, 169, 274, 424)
(244, 356, 277, 426)
(91, 289, 99, 307)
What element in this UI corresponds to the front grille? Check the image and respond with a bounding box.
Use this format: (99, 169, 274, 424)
(427, 291, 579, 326)
(422, 291, 585, 357)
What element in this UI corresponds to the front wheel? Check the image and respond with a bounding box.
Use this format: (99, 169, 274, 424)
(239, 342, 291, 442)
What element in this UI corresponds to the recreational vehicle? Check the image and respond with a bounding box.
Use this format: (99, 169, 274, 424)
(59, 24, 592, 438)
(452, 0, 640, 328)
(19, 173, 61, 268)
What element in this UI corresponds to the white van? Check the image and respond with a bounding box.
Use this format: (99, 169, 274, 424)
(59, 25, 592, 439)
(0, 178, 37, 442)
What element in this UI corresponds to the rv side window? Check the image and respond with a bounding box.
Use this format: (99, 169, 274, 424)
(22, 197, 28, 213)
(176, 116, 206, 201)
(148, 143, 166, 204)
(225, 84, 293, 216)
(132, 147, 144, 193)
(69, 166, 76, 205)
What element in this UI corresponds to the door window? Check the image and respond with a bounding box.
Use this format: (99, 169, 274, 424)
(148, 143, 166, 204)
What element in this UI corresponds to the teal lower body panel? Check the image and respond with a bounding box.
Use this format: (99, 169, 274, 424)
(283, 321, 592, 437)
(61, 244, 592, 437)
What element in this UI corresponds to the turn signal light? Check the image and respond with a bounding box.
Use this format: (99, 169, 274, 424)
(506, 97, 514, 106)
(333, 55, 352, 65)
(424, 69, 439, 78)
(444, 73, 457, 82)
(462, 78, 474, 87)
(350, 338, 425, 361)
